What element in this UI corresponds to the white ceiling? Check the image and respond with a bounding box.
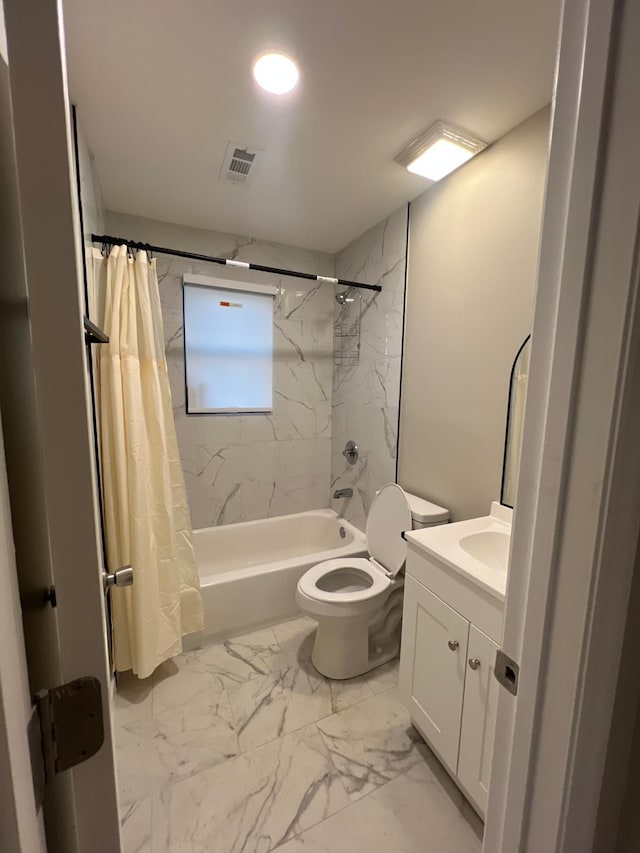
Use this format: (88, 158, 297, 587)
(63, 0, 560, 254)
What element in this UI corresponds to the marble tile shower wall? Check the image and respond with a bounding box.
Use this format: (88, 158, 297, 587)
(103, 212, 335, 529)
(330, 206, 408, 530)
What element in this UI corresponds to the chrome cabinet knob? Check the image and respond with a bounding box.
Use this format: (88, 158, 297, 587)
(468, 658, 481, 670)
(103, 564, 134, 592)
(447, 640, 459, 651)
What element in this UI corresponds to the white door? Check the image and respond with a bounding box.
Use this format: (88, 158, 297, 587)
(484, 0, 640, 849)
(2, 0, 120, 850)
(0, 426, 47, 851)
(457, 625, 499, 817)
(399, 575, 469, 773)
(0, 23, 45, 852)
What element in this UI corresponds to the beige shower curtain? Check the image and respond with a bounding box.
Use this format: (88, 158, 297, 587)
(93, 246, 203, 678)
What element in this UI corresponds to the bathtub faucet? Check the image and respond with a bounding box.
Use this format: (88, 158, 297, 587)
(333, 488, 353, 499)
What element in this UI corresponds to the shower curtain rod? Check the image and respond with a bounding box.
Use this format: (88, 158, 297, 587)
(91, 234, 382, 292)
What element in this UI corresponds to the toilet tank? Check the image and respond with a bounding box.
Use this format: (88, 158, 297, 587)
(404, 491, 449, 529)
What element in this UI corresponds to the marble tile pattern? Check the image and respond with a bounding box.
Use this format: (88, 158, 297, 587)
(114, 615, 483, 853)
(103, 212, 335, 528)
(330, 206, 408, 531)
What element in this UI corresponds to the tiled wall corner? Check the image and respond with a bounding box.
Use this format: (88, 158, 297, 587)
(330, 206, 408, 531)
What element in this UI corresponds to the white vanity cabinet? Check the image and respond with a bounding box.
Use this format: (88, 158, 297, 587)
(457, 625, 500, 815)
(399, 543, 504, 818)
(400, 575, 469, 774)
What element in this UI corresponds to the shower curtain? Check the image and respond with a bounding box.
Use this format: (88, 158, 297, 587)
(92, 245, 203, 678)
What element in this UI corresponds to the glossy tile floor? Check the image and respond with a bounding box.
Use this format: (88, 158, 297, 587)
(114, 616, 483, 852)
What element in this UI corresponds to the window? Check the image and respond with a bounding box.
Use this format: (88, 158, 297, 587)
(183, 274, 275, 414)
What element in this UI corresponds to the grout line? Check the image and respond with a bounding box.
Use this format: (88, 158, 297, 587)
(116, 619, 402, 804)
(269, 755, 432, 852)
(225, 665, 399, 757)
(119, 619, 482, 852)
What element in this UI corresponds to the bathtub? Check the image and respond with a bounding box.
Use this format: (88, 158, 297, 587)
(189, 509, 367, 644)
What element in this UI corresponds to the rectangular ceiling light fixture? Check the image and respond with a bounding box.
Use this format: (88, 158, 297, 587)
(396, 121, 487, 182)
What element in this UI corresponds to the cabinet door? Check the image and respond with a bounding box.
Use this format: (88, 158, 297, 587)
(457, 625, 500, 816)
(399, 575, 469, 773)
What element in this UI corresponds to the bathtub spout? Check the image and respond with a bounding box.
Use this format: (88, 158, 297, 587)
(333, 488, 353, 499)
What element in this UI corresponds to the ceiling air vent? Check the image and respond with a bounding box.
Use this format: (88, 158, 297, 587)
(219, 142, 261, 187)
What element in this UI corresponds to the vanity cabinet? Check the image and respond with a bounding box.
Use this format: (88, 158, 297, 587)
(457, 625, 500, 815)
(400, 575, 469, 774)
(399, 547, 503, 818)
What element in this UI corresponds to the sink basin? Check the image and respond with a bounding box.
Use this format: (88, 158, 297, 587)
(459, 530, 510, 572)
(404, 502, 512, 600)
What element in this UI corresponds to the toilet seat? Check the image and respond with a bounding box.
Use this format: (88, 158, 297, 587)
(298, 557, 391, 604)
(296, 484, 412, 619)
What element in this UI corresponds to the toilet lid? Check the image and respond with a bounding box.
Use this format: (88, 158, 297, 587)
(366, 483, 412, 577)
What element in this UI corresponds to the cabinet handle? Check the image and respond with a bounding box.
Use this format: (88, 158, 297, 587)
(447, 640, 459, 651)
(468, 658, 481, 670)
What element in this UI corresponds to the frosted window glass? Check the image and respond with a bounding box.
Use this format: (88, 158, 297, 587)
(184, 281, 274, 413)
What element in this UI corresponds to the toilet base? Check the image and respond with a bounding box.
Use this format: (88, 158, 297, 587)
(310, 586, 404, 680)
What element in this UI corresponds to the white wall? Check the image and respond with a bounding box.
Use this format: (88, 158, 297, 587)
(104, 211, 335, 528)
(398, 108, 550, 521)
(331, 206, 408, 530)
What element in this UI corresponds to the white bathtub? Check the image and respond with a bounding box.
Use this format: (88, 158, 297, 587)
(189, 509, 367, 643)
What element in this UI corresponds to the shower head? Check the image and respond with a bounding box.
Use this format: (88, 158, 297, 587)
(335, 288, 355, 305)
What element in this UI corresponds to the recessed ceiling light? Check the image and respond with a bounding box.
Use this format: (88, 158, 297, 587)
(252, 52, 300, 95)
(396, 121, 487, 182)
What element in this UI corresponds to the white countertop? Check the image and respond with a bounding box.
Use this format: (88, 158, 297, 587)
(405, 502, 512, 602)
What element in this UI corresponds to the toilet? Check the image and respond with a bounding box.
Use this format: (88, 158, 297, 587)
(296, 483, 449, 679)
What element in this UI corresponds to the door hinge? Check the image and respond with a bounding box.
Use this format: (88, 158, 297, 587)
(29, 676, 104, 808)
(494, 649, 520, 696)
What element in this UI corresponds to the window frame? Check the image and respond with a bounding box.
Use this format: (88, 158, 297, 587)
(182, 273, 277, 415)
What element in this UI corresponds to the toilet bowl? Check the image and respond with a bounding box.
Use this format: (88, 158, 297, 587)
(296, 484, 449, 679)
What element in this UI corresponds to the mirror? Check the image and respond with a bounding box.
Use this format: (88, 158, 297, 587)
(501, 335, 531, 508)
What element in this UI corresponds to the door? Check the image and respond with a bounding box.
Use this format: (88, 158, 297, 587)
(1, 0, 120, 850)
(0, 424, 47, 851)
(0, 28, 46, 853)
(399, 575, 469, 773)
(483, 0, 640, 848)
(457, 625, 500, 817)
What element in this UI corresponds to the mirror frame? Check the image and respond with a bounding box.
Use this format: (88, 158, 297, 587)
(500, 333, 531, 508)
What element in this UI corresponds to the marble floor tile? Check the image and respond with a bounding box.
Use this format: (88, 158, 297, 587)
(306, 665, 374, 714)
(228, 665, 333, 752)
(362, 656, 400, 694)
(151, 723, 350, 853)
(114, 670, 153, 726)
(152, 626, 286, 712)
(271, 616, 385, 711)
(113, 616, 483, 853)
(116, 690, 238, 805)
(316, 687, 423, 801)
(119, 796, 152, 853)
(273, 761, 483, 853)
(272, 615, 316, 665)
